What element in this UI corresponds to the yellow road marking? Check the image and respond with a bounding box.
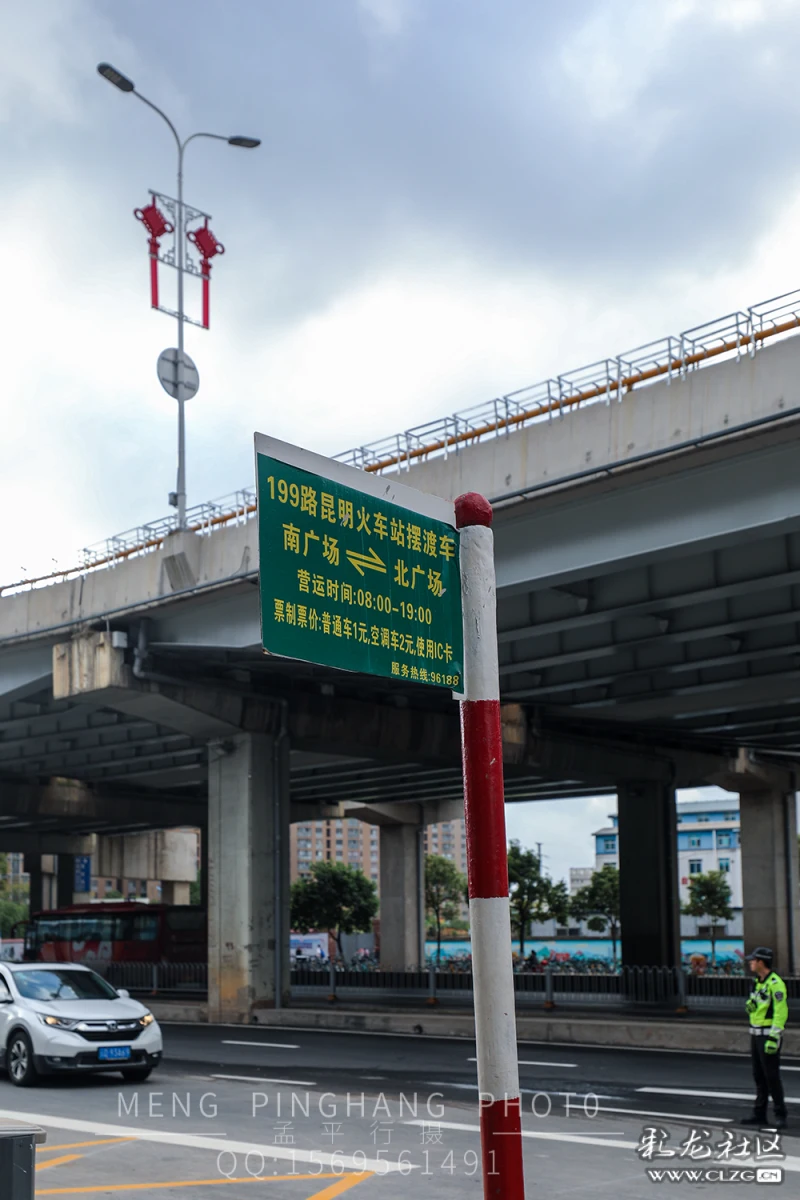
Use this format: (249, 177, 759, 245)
(307, 1173, 374, 1199)
(39, 1139, 136, 1152)
(36, 1171, 344, 1194)
(36, 1155, 84, 1172)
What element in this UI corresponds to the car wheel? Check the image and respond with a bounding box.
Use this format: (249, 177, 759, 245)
(120, 1065, 152, 1083)
(8, 1031, 37, 1088)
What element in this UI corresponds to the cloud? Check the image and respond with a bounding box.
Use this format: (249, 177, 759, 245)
(7, 0, 800, 590)
(358, 0, 417, 38)
(506, 795, 615, 886)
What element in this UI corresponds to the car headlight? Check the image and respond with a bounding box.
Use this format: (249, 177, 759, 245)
(39, 1014, 78, 1030)
(139, 1012, 154, 1027)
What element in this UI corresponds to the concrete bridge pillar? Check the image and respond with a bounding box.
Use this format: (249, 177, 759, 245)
(617, 781, 681, 969)
(23, 855, 45, 915)
(56, 854, 75, 908)
(379, 824, 424, 969)
(739, 787, 799, 975)
(207, 732, 290, 1022)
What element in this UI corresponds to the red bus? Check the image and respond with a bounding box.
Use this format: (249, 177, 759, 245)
(21, 903, 206, 965)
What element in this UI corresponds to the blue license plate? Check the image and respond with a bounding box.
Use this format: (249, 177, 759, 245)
(98, 1046, 131, 1062)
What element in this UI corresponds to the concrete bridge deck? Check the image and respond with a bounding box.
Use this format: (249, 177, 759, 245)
(3, 298, 800, 1012)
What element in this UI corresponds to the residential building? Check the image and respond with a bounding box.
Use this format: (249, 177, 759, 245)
(569, 866, 594, 895)
(592, 797, 742, 937)
(289, 816, 468, 893)
(290, 818, 381, 885)
(423, 818, 468, 874)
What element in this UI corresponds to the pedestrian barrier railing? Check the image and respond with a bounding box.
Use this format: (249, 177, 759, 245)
(5, 286, 800, 597)
(292, 964, 800, 1012)
(94, 961, 799, 1013)
(98, 960, 208, 996)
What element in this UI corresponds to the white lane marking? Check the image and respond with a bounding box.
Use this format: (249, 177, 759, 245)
(221, 1040, 300, 1049)
(638, 1086, 800, 1104)
(405, 1118, 637, 1152)
(0, 1108, 409, 1173)
(211, 1073, 317, 1087)
(404, 1119, 800, 1167)
(520, 1060, 578, 1069)
(423, 1081, 618, 1100)
(167, 1022, 790, 1062)
(518, 1038, 757, 1061)
(467, 1056, 577, 1069)
(597, 1106, 731, 1124)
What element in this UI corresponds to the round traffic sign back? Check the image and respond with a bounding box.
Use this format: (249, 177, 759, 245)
(157, 348, 200, 400)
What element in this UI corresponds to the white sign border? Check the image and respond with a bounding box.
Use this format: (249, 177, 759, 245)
(254, 432, 456, 528)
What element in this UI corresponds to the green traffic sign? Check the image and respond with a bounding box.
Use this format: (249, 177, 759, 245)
(255, 435, 464, 690)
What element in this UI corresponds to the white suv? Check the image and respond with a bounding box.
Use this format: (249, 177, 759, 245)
(0, 962, 163, 1087)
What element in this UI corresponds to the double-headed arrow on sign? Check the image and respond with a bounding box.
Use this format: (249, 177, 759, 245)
(345, 546, 386, 576)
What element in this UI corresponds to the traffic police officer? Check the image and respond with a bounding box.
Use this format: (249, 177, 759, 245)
(741, 947, 788, 1130)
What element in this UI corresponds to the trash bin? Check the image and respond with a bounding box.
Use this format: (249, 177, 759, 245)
(0, 1119, 46, 1199)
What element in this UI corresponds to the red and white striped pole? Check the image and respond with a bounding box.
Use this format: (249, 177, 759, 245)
(456, 492, 525, 1200)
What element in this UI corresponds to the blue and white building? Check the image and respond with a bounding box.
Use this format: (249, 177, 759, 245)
(590, 796, 742, 938)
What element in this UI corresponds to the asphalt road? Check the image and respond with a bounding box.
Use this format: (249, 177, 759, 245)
(3, 1024, 800, 1197)
(159, 1021, 800, 1127)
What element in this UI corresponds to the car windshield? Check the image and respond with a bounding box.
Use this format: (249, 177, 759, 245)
(13, 969, 119, 1001)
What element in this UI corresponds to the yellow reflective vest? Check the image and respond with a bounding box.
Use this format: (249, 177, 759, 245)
(747, 971, 788, 1035)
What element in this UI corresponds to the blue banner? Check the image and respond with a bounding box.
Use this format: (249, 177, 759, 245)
(73, 855, 92, 894)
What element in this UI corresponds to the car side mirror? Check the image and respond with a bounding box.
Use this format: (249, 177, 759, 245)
(116, 988, 130, 999)
(0, 993, 11, 1003)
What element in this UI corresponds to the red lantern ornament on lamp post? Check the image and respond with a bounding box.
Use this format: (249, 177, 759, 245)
(134, 197, 174, 310)
(187, 219, 225, 330)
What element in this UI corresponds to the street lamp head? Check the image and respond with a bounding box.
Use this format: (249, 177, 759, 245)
(97, 62, 135, 92)
(228, 136, 261, 149)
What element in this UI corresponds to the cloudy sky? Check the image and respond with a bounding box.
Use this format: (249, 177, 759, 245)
(1, 0, 794, 874)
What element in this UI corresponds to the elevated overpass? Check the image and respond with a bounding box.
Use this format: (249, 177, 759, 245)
(3, 288, 800, 1018)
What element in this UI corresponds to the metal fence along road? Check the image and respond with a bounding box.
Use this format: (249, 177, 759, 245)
(5, 285, 800, 596)
(100, 961, 800, 1015)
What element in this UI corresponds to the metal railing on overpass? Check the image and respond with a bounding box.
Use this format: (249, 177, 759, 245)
(5, 286, 800, 597)
(99, 961, 800, 1016)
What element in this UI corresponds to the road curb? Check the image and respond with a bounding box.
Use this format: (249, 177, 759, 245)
(149, 1002, 798, 1054)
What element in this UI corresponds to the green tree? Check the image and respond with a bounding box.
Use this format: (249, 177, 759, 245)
(189, 871, 203, 906)
(0, 899, 28, 938)
(570, 865, 621, 966)
(681, 869, 733, 968)
(290, 861, 378, 959)
(507, 841, 570, 959)
(425, 854, 467, 963)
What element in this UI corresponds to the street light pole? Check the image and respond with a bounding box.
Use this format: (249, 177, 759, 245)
(176, 137, 187, 528)
(97, 63, 260, 530)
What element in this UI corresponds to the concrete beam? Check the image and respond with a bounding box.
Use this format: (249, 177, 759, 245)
(0, 832, 95, 855)
(281, 694, 461, 765)
(706, 747, 795, 794)
(423, 798, 465, 825)
(509, 709, 725, 789)
(0, 777, 204, 830)
(53, 635, 246, 738)
(289, 804, 351, 822)
(340, 802, 424, 827)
